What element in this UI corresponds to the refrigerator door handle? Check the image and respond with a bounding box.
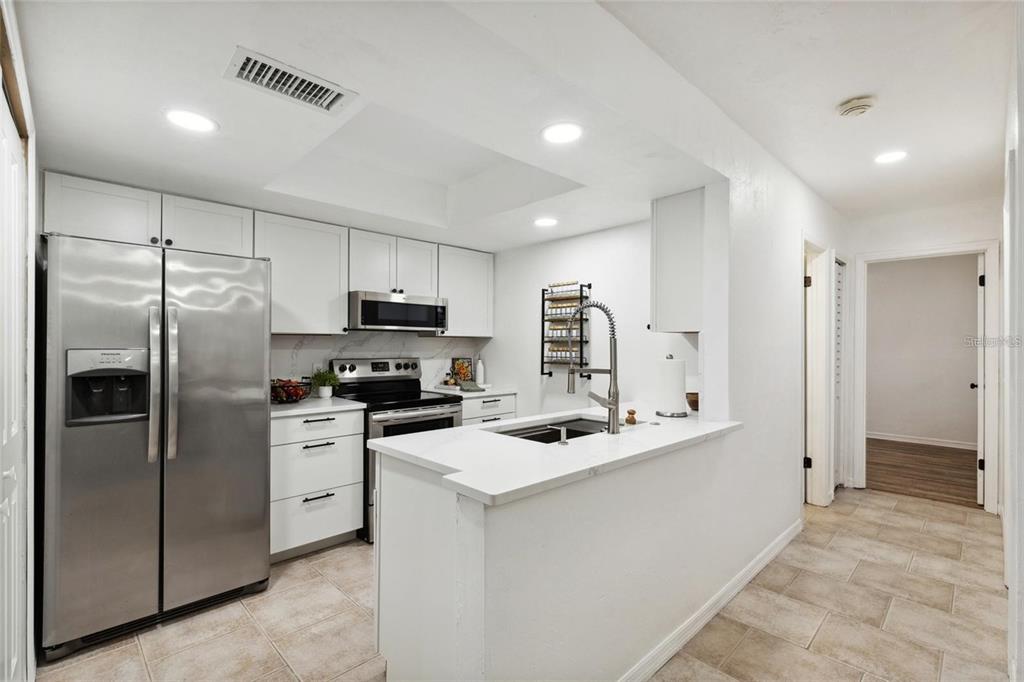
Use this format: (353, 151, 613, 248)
(166, 306, 180, 460)
(147, 306, 161, 464)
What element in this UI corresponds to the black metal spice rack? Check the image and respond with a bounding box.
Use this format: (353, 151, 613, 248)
(541, 282, 591, 378)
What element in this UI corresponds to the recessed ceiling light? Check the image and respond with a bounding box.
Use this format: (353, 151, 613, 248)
(534, 217, 558, 228)
(166, 109, 218, 133)
(541, 122, 583, 144)
(874, 150, 907, 164)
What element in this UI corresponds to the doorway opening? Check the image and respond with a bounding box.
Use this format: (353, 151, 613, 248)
(863, 254, 982, 507)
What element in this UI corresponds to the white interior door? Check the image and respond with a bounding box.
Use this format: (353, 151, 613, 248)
(0, 89, 28, 681)
(806, 248, 837, 506)
(976, 254, 985, 505)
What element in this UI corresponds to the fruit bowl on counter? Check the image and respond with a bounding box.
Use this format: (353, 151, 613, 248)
(270, 379, 312, 404)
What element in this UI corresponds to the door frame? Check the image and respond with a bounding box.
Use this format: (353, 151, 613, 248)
(851, 239, 1001, 513)
(804, 241, 837, 506)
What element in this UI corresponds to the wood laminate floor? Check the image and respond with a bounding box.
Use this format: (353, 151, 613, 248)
(866, 438, 980, 508)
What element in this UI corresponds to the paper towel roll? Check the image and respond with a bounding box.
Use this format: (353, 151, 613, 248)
(652, 356, 688, 417)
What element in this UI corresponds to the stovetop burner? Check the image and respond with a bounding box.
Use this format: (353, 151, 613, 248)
(328, 357, 461, 411)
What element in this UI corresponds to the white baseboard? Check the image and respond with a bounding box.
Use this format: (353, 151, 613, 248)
(866, 431, 977, 451)
(619, 517, 804, 682)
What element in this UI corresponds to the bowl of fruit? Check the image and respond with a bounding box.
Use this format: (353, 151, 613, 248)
(270, 379, 312, 404)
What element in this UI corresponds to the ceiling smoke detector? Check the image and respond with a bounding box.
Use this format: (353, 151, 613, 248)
(224, 46, 358, 115)
(836, 96, 876, 118)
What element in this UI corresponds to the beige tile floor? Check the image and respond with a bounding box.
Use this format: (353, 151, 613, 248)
(36, 541, 384, 682)
(36, 489, 1009, 682)
(654, 488, 1009, 682)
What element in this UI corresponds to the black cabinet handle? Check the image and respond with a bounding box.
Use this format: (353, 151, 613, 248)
(301, 492, 335, 503)
(391, 288, 397, 293)
(482, 417, 502, 422)
(302, 417, 336, 424)
(482, 399, 501, 404)
(164, 238, 173, 246)
(302, 441, 335, 450)
(150, 237, 159, 244)
(970, 383, 979, 389)
(399, 289, 404, 293)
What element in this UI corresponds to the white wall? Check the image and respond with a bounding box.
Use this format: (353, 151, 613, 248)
(487, 221, 698, 418)
(844, 196, 1003, 254)
(866, 255, 978, 447)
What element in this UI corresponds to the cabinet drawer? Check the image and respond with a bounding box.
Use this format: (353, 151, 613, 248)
(271, 434, 362, 502)
(464, 414, 513, 425)
(462, 395, 516, 420)
(270, 484, 362, 554)
(271, 410, 363, 446)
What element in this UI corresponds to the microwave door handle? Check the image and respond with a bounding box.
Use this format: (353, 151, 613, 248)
(166, 306, 180, 460)
(147, 306, 161, 464)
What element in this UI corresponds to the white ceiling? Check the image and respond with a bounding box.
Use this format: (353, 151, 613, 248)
(604, 1, 1013, 217)
(16, 1, 720, 251)
(16, 1, 1013, 252)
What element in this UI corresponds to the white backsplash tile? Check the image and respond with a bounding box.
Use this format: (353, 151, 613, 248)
(271, 332, 490, 388)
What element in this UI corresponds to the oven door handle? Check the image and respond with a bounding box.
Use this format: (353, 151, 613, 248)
(370, 406, 462, 423)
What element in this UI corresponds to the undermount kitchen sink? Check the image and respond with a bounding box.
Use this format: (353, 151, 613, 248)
(496, 418, 609, 443)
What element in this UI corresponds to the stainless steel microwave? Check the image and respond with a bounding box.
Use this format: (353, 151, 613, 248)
(348, 291, 448, 332)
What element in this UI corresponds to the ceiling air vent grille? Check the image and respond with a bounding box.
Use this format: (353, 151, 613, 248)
(224, 47, 357, 115)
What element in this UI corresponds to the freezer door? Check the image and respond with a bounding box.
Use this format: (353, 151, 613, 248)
(41, 236, 163, 647)
(162, 250, 270, 609)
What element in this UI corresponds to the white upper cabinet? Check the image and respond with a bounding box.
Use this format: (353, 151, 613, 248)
(650, 187, 703, 333)
(396, 238, 438, 297)
(349, 229, 397, 293)
(162, 195, 254, 257)
(254, 212, 349, 335)
(438, 246, 493, 337)
(44, 172, 161, 246)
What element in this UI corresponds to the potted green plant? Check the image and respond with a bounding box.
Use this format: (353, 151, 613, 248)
(311, 368, 339, 399)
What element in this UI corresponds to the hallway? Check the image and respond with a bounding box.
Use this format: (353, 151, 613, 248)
(655, 488, 1006, 681)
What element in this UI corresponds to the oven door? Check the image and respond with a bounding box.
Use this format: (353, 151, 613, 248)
(349, 291, 447, 332)
(363, 404, 462, 542)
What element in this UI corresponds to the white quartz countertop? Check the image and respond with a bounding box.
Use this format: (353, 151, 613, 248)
(430, 386, 517, 398)
(270, 397, 365, 418)
(368, 403, 741, 506)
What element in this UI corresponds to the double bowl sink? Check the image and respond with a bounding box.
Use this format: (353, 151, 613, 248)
(495, 417, 609, 444)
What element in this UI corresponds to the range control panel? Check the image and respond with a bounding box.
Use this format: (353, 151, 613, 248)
(329, 357, 422, 382)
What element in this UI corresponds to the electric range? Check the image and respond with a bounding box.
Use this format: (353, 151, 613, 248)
(329, 357, 462, 542)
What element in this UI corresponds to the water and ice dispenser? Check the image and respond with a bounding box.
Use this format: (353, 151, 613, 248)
(65, 349, 150, 425)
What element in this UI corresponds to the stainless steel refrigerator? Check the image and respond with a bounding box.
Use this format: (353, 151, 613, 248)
(38, 234, 270, 658)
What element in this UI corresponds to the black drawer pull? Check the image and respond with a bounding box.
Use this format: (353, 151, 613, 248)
(482, 417, 502, 422)
(481, 399, 501, 404)
(302, 492, 335, 503)
(302, 417, 336, 424)
(302, 441, 335, 450)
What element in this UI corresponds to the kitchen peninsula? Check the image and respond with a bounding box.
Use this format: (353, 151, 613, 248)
(368, 405, 745, 680)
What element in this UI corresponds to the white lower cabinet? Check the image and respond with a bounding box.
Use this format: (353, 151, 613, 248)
(270, 484, 362, 554)
(270, 406, 364, 555)
(462, 394, 516, 420)
(464, 414, 510, 425)
(270, 434, 362, 501)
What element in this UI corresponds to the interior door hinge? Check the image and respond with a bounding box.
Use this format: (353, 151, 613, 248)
(979, 274, 986, 287)
(803, 456, 812, 469)
(804, 276, 812, 288)
(978, 459, 985, 471)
